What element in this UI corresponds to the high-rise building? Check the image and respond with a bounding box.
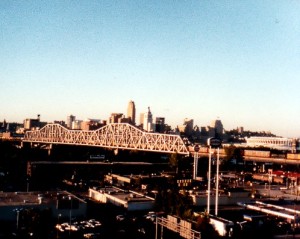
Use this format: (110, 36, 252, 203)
(139, 113, 144, 126)
(127, 100, 136, 125)
(72, 120, 82, 130)
(237, 127, 244, 134)
(109, 113, 123, 123)
(67, 115, 76, 129)
(210, 119, 224, 138)
(81, 118, 104, 130)
(178, 118, 194, 136)
(143, 107, 153, 132)
(24, 115, 41, 130)
(155, 117, 165, 133)
(118, 116, 130, 123)
(184, 118, 194, 134)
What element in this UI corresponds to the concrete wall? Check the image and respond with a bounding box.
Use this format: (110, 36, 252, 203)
(191, 192, 253, 206)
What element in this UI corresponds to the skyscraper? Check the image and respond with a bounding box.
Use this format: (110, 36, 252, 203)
(211, 119, 224, 138)
(143, 107, 153, 132)
(155, 117, 165, 133)
(109, 113, 123, 123)
(178, 118, 194, 136)
(127, 100, 136, 125)
(67, 115, 76, 129)
(139, 113, 144, 126)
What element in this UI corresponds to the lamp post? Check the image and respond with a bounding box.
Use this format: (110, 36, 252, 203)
(13, 208, 23, 234)
(207, 137, 222, 216)
(268, 169, 272, 199)
(68, 196, 72, 237)
(207, 146, 212, 214)
(215, 147, 220, 216)
(16, 209, 20, 231)
(57, 214, 61, 239)
(193, 144, 200, 180)
(26, 175, 30, 192)
(293, 187, 299, 239)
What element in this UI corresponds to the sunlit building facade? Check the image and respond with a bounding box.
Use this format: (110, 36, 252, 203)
(127, 100, 136, 125)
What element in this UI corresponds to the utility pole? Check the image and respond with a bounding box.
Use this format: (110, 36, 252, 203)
(215, 147, 220, 216)
(193, 144, 200, 180)
(207, 145, 212, 214)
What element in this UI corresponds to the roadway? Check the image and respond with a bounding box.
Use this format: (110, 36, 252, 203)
(29, 161, 167, 165)
(248, 183, 300, 201)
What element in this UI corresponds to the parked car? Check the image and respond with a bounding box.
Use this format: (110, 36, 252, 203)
(116, 214, 126, 221)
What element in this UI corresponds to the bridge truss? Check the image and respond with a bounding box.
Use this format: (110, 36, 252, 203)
(23, 123, 189, 155)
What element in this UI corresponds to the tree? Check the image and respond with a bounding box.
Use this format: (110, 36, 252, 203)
(169, 153, 187, 174)
(195, 211, 220, 239)
(154, 188, 194, 220)
(169, 153, 179, 174)
(224, 145, 244, 170)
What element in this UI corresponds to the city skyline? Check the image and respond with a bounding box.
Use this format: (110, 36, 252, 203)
(0, 103, 284, 137)
(1, 1, 299, 138)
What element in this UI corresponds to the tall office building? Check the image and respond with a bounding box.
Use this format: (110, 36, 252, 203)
(127, 100, 136, 125)
(183, 118, 194, 134)
(67, 115, 76, 129)
(237, 127, 244, 134)
(139, 113, 144, 126)
(143, 107, 153, 132)
(24, 115, 41, 130)
(211, 119, 224, 138)
(72, 120, 82, 130)
(178, 118, 194, 136)
(155, 117, 165, 133)
(109, 113, 123, 123)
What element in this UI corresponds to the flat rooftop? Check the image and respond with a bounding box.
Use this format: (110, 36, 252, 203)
(0, 191, 83, 207)
(239, 201, 300, 221)
(93, 187, 154, 202)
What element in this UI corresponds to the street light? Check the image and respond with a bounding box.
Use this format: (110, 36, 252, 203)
(268, 169, 272, 199)
(207, 137, 222, 216)
(57, 214, 61, 239)
(193, 144, 200, 180)
(26, 175, 30, 192)
(13, 208, 23, 232)
(207, 145, 212, 214)
(215, 147, 220, 216)
(68, 196, 72, 237)
(294, 185, 300, 234)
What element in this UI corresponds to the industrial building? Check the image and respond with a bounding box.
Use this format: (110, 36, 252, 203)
(89, 186, 155, 211)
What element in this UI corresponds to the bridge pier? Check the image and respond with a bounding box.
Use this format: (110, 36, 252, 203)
(114, 148, 118, 155)
(48, 144, 52, 156)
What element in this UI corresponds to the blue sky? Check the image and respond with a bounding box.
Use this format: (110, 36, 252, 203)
(1, 1, 299, 137)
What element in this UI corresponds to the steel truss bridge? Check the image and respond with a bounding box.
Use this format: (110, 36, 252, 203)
(23, 123, 189, 155)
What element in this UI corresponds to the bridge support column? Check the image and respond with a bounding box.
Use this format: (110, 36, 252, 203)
(114, 148, 118, 155)
(48, 144, 52, 156)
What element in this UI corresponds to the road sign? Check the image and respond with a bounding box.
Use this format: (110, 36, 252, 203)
(207, 138, 222, 148)
(194, 144, 200, 152)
